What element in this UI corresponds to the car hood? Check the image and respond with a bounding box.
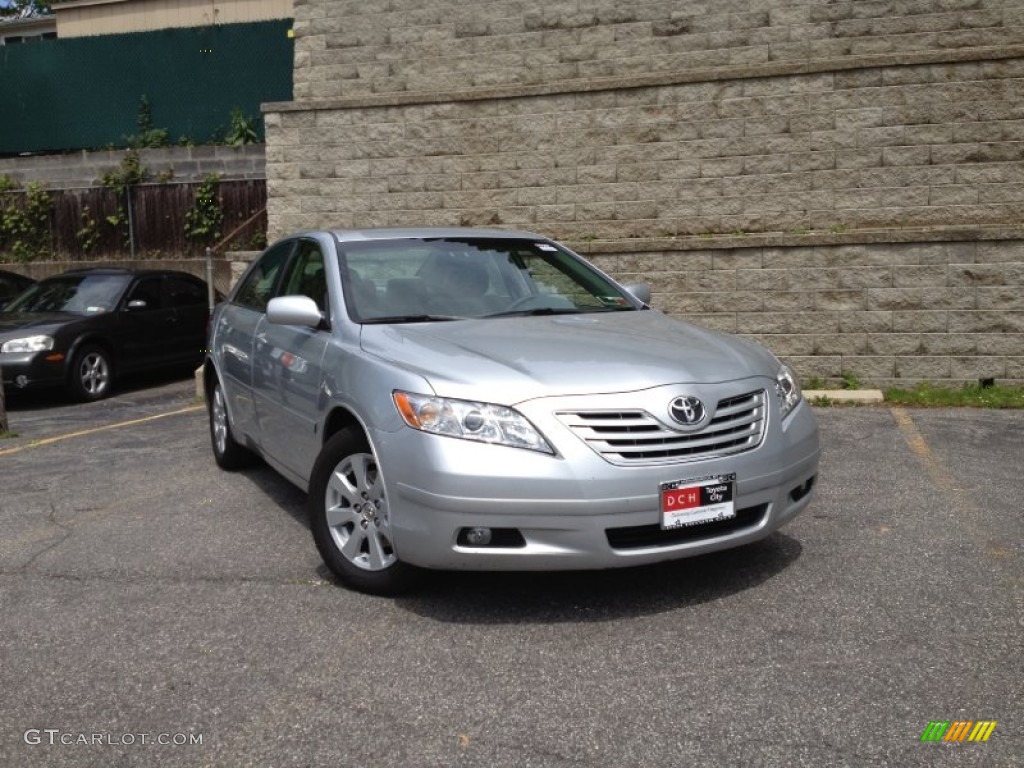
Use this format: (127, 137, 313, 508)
(359, 310, 779, 404)
(0, 312, 80, 339)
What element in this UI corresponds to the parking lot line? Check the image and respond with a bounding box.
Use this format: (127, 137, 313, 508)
(891, 406, 1022, 575)
(0, 404, 204, 458)
(889, 406, 956, 495)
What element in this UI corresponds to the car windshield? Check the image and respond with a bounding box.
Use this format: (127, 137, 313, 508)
(337, 237, 638, 323)
(4, 274, 132, 314)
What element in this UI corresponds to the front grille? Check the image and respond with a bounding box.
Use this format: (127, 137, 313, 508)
(557, 390, 766, 466)
(606, 504, 769, 550)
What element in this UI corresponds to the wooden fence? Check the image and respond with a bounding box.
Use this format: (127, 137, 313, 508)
(0, 178, 267, 261)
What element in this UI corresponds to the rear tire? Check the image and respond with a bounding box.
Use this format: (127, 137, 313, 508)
(67, 344, 113, 402)
(308, 427, 416, 595)
(208, 378, 256, 470)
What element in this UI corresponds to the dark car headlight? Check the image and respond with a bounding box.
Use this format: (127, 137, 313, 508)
(776, 364, 803, 420)
(1, 334, 54, 354)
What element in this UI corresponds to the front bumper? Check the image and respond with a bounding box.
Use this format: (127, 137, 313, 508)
(373, 392, 820, 571)
(0, 351, 66, 391)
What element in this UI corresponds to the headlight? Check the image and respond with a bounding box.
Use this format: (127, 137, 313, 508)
(775, 364, 802, 419)
(1, 335, 54, 354)
(393, 391, 554, 454)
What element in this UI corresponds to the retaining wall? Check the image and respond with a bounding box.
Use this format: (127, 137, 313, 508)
(0, 145, 267, 190)
(261, 0, 1024, 386)
(582, 231, 1024, 387)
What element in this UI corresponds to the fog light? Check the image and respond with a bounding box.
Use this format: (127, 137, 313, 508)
(464, 527, 492, 546)
(15, 375, 28, 388)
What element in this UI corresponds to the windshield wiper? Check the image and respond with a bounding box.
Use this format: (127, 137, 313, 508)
(361, 314, 466, 324)
(485, 307, 629, 318)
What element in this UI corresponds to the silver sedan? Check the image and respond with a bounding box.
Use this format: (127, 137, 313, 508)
(205, 228, 820, 594)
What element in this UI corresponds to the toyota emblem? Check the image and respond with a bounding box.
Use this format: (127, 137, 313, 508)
(669, 395, 706, 426)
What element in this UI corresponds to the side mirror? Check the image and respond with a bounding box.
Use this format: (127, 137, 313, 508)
(622, 282, 651, 305)
(267, 295, 323, 329)
(126, 299, 148, 311)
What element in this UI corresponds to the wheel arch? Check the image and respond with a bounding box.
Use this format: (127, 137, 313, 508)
(202, 358, 219, 404)
(322, 405, 367, 446)
(66, 334, 116, 377)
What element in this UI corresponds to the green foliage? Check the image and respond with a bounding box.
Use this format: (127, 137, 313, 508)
(884, 383, 1024, 408)
(184, 173, 224, 244)
(125, 95, 170, 149)
(0, 183, 52, 262)
(0, 175, 21, 192)
(247, 230, 268, 250)
(840, 371, 862, 390)
(225, 108, 260, 146)
(0, 1, 51, 18)
(227, 228, 268, 252)
(100, 149, 147, 191)
(100, 150, 147, 248)
(75, 205, 99, 256)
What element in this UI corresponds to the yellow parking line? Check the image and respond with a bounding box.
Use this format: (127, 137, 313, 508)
(889, 406, 956, 494)
(892, 407, 1023, 574)
(0, 404, 205, 457)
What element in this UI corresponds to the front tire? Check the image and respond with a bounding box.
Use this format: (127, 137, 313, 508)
(308, 428, 415, 595)
(68, 344, 113, 402)
(208, 378, 256, 470)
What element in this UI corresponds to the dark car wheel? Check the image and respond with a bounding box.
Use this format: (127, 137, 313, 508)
(309, 427, 416, 595)
(68, 345, 113, 402)
(209, 379, 256, 470)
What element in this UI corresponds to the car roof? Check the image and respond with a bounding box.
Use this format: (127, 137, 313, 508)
(44, 268, 202, 279)
(317, 227, 551, 243)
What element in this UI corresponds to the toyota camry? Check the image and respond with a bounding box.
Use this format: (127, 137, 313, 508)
(204, 228, 820, 594)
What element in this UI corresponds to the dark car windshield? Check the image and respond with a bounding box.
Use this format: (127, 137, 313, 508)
(4, 274, 132, 314)
(337, 237, 638, 323)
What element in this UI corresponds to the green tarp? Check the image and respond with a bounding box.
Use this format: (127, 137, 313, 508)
(0, 20, 293, 154)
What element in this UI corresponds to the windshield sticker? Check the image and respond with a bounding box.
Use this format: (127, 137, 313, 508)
(535, 243, 558, 251)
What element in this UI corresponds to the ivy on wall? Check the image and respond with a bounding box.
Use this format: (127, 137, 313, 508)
(0, 182, 52, 262)
(184, 173, 224, 245)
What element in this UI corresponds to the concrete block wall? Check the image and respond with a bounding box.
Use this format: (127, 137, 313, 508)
(583, 234, 1024, 387)
(289, 0, 1024, 100)
(0, 145, 267, 190)
(266, 55, 1024, 239)
(262, 0, 1024, 385)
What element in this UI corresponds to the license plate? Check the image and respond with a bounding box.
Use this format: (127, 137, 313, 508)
(660, 474, 737, 530)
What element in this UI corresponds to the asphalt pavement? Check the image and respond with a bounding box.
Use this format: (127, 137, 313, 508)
(0, 379, 1020, 767)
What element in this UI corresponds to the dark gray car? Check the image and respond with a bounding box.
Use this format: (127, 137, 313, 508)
(0, 268, 211, 401)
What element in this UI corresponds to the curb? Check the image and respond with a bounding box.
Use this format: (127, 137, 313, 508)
(804, 389, 885, 403)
